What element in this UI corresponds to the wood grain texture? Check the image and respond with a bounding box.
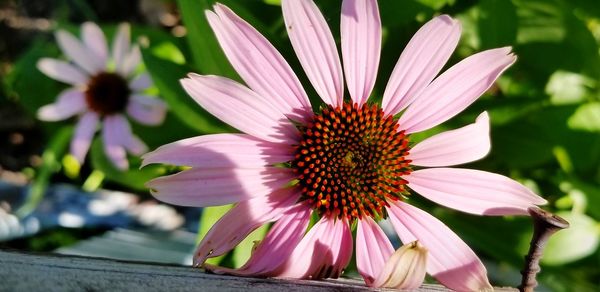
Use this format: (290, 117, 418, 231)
(0, 249, 517, 291)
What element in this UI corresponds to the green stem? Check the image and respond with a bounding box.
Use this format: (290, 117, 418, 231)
(15, 126, 73, 218)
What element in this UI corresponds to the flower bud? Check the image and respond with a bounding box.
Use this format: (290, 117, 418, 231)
(372, 240, 428, 289)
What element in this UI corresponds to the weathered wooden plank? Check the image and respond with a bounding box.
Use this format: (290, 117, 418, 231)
(0, 249, 517, 291)
(56, 228, 197, 265)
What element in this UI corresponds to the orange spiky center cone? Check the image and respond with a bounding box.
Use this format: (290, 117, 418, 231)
(293, 102, 412, 221)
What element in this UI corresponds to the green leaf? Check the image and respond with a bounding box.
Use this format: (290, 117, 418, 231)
(568, 102, 600, 132)
(542, 212, 599, 265)
(478, 0, 518, 49)
(514, 0, 566, 44)
(415, 0, 454, 10)
(150, 42, 186, 65)
(196, 205, 233, 265)
(177, 0, 237, 77)
(560, 177, 600, 218)
(546, 71, 595, 105)
(232, 224, 269, 268)
(488, 105, 600, 172)
(436, 209, 529, 266)
(4, 40, 62, 118)
(89, 138, 166, 191)
(141, 49, 231, 134)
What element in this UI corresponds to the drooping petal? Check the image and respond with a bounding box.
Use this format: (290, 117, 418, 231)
(387, 201, 492, 291)
(146, 167, 294, 207)
(276, 216, 353, 279)
(181, 74, 298, 143)
(142, 133, 293, 168)
(406, 168, 547, 216)
(356, 216, 393, 286)
(371, 241, 428, 289)
(282, 0, 344, 107)
(37, 58, 89, 85)
(206, 5, 312, 122)
(126, 94, 167, 126)
(37, 89, 86, 121)
(70, 112, 99, 163)
(194, 188, 300, 265)
(81, 22, 108, 66)
(55, 30, 104, 74)
(341, 0, 381, 106)
(204, 203, 312, 275)
(409, 112, 490, 167)
(399, 47, 517, 134)
(112, 23, 131, 74)
(120, 45, 141, 77)
(382, 15, 461, 115)
(102, 114, 129, 170)
(130, 73, 152, 91)
(103, 114, 148, 155)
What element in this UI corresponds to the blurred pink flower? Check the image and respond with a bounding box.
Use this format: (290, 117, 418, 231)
(144, 0, 546, 290)
(37, 22, 166, 170)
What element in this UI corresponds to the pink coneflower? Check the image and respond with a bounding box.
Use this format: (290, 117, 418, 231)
(37, 22, 166, 170)
(144, 0, 546, 290)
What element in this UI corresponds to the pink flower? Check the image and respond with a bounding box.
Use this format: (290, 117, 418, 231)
(144, 0, 546, 290)
(37, 22, 167, 170)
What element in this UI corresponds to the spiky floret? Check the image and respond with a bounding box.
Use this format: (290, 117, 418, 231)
(293, 102, 412, 221)
(85, 72, 130, 115)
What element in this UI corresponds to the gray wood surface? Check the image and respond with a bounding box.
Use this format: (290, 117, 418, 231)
(0, 249, 517, 291)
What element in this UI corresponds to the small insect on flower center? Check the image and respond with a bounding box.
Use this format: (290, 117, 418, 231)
(85, 72, 130, 115)
(293, 103, 412, 221)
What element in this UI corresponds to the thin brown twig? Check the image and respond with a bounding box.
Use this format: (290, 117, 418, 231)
(518, 207, 569, 292)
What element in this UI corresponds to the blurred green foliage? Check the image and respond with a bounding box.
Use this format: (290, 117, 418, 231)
(3, 0, 600, 290)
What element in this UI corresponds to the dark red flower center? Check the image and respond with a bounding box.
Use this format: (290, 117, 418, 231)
(293, 103, 412, 221)
(85, 72, 130, 115)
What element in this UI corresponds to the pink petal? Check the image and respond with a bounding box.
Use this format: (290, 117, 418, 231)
(282, 0, 344, 107)
(206, 5, 312, 122)
(101, 114, 148, 155)
(341, 0, 381, 106)
(145, 167, 294, 207)
(70, 112, 99, 163)
(102, 114, 129, 170)
(81, 22, 108, 66)
(55, 30, 104, 74)
(406, 168, 547, 216)
(142, 133, 293, 168)
(112, 23, 131, 74)
(399, 47, 517, 134)
(382, 15, 461, 115)
(276, 216, 353, 279)
(126, 135, 148, 156)
(387, 201, 492, 291)
(120, 45, 141, 77)
(194, 188, 300, 265)
(204, 203, 312, 276)
(126, 94, 167, 126)
(181, 74, 298, 143)
(356, 216, 394, 286)
(130, 73, 152, 91)
(37, 88, 86, 121)
(408, 111, 490, 167)
(37, 58, 89, 85)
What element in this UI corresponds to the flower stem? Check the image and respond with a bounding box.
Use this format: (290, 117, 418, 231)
(518, 207, 569, 292)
